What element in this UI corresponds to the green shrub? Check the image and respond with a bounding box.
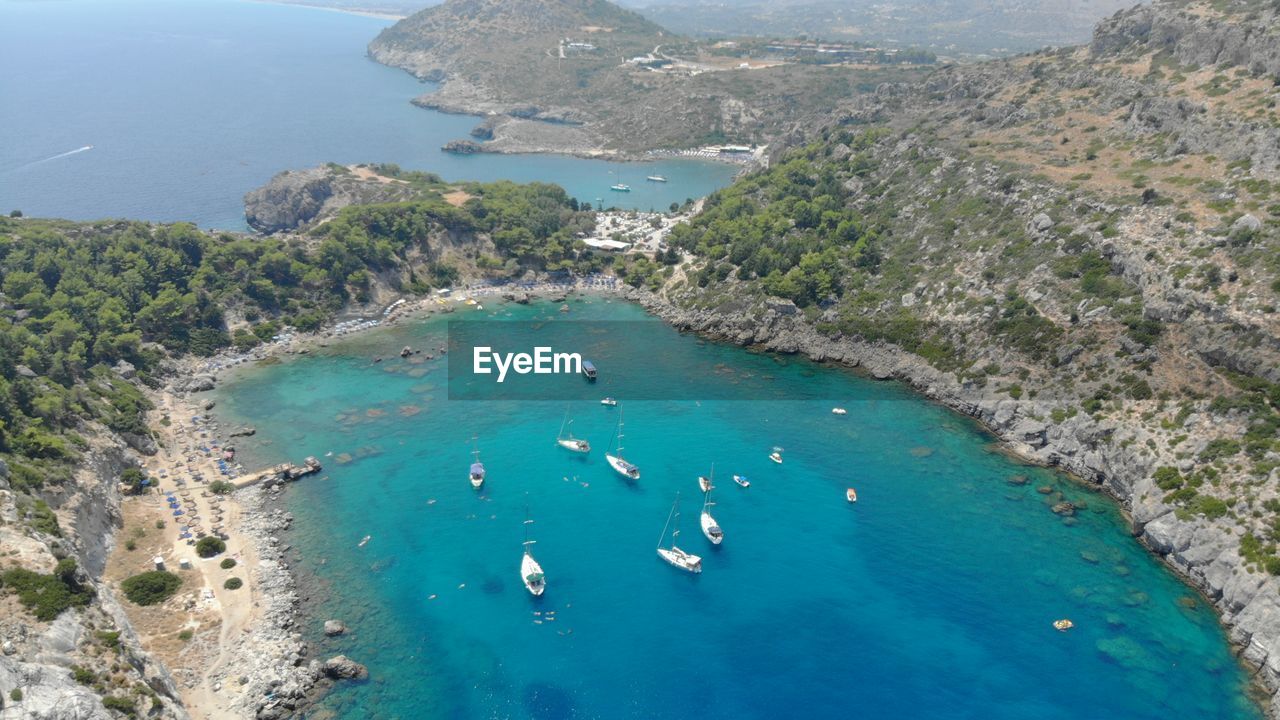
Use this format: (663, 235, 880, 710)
(1200, 438, 1242, 461)
(101, 695, 135, 715)
(196, 536, 226, 558)
(208, 480, 236, 495)
(71, 665, 96, 684)
(223, 577, 243, 590)
(121, 571, 181, 606)
(178, 629, 193, 641)
(0, 567, 93, 621)
(1153, 466, 1183, 490)
(10, 689, 22, 702)
(219, 558, 237, 570)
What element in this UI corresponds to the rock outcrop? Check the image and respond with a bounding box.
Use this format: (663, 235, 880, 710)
(243, 165, 424, 234)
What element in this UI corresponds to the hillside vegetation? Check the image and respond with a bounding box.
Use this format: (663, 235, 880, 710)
(632, 0, 1280, 698)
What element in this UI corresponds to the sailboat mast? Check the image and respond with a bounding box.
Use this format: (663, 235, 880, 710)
(612, 408, 626, 457)
(658, 495, 676, 549)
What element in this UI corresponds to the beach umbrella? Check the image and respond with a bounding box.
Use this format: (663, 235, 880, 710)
(173, 510, 183, 516)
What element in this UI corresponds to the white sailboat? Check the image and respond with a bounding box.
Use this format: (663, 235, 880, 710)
(698, 463, 715, 493)
(700, 487, 723, 545)
(469, 439, 485, 490)
(605, 408, 640, 480)
(657, 492, 702, 573)
(521, 509, 546, 597)
(556, 411, 590, 453)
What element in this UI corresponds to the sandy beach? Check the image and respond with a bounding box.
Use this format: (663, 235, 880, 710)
(105, 277, 623, 719)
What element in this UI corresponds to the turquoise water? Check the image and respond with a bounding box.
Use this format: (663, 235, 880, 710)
(214, 298, 1261, 720)
(0, 0, 736, 228)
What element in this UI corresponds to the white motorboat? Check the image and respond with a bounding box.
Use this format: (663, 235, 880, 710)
(832, 407, 847, 415)
(469, 440, 485, 489)
(656, 493, 702, 573)
(521, 510, 546, 596)
(600, 397, 618, 406)
(846, 488, 858, 503)
(605, 408, 640, 480)
(733, 475, 750, 488)
(769, 451, 783, 464)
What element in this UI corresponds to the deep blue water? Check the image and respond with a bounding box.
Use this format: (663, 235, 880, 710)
(214, 298, 1262, 720)
(0, 0, 737, 228)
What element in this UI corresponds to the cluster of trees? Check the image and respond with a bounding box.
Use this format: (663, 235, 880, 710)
(0, 179, 595, 556)
(120, 570, 181, 606)
(667, 143, 877, 306)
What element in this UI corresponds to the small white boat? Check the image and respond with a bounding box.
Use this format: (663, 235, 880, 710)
(606, 409, 640, 480)
(357, 535, 371, 548)
(610, 184, 631, 192)
(556, 412, 590, 453)
(733, 475, 750, 488)
(698, 475, 713, 493)
(657, 493, 702, 573)
(469, 440, 485, 489)
(700, 484, 723, 545)
(521, 510, 546, 597)
(846, 488, 858, 503)
(769, 451, 783, 464)
(600, 397, 618, 406)
(646, 175, 668, 183)
(832, 407, 847, 415)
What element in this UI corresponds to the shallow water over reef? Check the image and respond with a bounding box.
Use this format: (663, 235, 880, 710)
(215, 298, 1260, 720)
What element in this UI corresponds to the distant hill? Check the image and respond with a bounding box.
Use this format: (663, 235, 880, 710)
(620, 0, 1140, 56)
(367, 0, 930, 154)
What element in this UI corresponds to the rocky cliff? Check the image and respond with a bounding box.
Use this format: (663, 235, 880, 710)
(244, 165, 427, 234)
(0, 435, 189, 720)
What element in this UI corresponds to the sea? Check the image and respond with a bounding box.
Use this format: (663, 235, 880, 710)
(212, 298, 1263, 720)
(0, 0, 738, 229)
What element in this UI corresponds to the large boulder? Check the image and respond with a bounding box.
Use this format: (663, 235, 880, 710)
(322, 655, 367, 680)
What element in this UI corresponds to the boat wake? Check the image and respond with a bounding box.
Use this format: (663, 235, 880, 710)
(6, 145, 94, 173)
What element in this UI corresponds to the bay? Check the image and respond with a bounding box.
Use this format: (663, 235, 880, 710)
(0, 0, 737, 229)
(214, 297, 1262, 720)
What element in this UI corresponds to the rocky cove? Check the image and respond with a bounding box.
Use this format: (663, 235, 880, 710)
(629, 284, 1280, 715)
(148, 275, 1261, 714)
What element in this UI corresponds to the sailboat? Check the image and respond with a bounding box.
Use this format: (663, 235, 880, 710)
(657, 492, 702, 573)
(697, 463, 715, 493)
(521, 509, 546, 597)
(700, 488, 723, 545)
(556, 411, 590, 453)
(605, 408, 640, 480)
(469, 439, 485, 490)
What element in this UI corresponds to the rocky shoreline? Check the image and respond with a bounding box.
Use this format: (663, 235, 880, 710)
(174, 279, 1276, 718)
(621, 285, 1280, 716)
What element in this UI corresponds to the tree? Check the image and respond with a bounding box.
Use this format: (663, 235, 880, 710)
(120, 467, 148, 494)
(8, 210, 21, 218)
(121, 570, 181, 606)
(223, 577, 243, 590)
(195, 536, 226, 558)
